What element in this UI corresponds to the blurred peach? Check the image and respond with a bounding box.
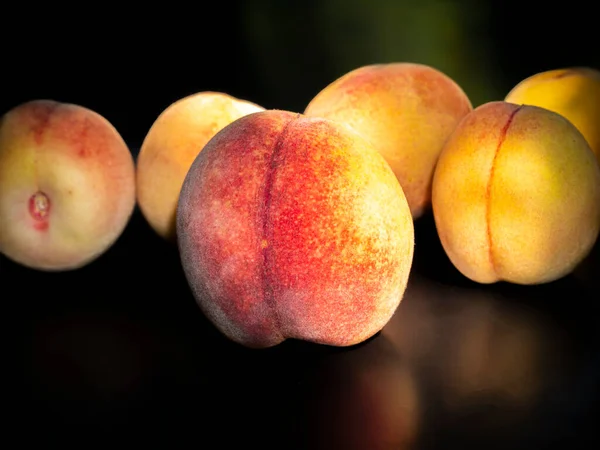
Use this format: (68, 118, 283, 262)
(136, 91, 264, 240)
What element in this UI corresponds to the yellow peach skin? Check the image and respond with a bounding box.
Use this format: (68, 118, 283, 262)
(0, 100, 136, 270)
(136, 91, 265, 240)
(304, 63, 473, 219)
(505, 67, 600, 164)
(432, 101, 600, 285)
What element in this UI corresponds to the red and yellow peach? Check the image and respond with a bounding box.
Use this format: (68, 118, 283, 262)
(0, 100, 135, 270)
(304, 62, 472, 218)
(177, 110, 414, 348)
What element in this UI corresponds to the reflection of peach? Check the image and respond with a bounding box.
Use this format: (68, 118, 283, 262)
(440, 300, 543, 408)
(383, 274, 559, 414)
(136, 92, 265, 240)
(305, 63, 472, 218)
(0, 100, 135, 270)
(177, 110, 414, 348)
(310, 335, 420, 450)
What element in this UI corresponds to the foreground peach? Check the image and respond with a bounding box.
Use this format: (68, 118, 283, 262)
(432, 101, 600, 285)
(0, 100, 135, 270)
(136, 91, 264, 240)
(505, 67, 600, 163)
(304, 62, 472, 218)
(177, 110, 414, 348)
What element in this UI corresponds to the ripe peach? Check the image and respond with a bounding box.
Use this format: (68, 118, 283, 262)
(432, 101, 600, 285)
(505, 67, 600, 163)
(0, 100, 135, 270)
(136, 91, 264, 240)
(304, 62, 473, 218)
(177, 110, 414, 348)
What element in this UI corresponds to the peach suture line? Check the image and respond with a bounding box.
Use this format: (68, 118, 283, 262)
(259, 117, 296, 340)
(485, 105, 523, 277)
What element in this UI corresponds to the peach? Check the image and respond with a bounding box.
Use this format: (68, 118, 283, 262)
(304, 62, 473, 218)
(0, 100, 135, 271)
(505, 67, 600, 164)
(136, 91, 264, 240)
(432, 101, 600, 285)
(176, 110, 414, 348)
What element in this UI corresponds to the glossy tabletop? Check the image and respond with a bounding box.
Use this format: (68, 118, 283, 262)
(5, 185, 599, 448)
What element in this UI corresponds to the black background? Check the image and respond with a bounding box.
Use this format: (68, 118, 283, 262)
(3, 1, 599, 448)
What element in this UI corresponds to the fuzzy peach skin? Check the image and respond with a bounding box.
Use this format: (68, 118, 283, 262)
(432, 101, 600, 285)
(136, 91, 264, 240)
(177, 110, 414, 348)
(304, 62, 473, 219)
(0, 100, 135, 270)
(505, 67, 600, 164)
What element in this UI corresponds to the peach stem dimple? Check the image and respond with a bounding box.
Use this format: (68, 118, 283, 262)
(29, 191, 51, 220)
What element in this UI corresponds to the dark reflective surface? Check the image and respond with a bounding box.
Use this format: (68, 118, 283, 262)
(5, 194, 599, 447)
(3, 1, 599, 446)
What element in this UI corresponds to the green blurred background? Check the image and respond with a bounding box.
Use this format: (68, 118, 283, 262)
(239, 0, 498, 109)
(2, 0, 598, 148)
